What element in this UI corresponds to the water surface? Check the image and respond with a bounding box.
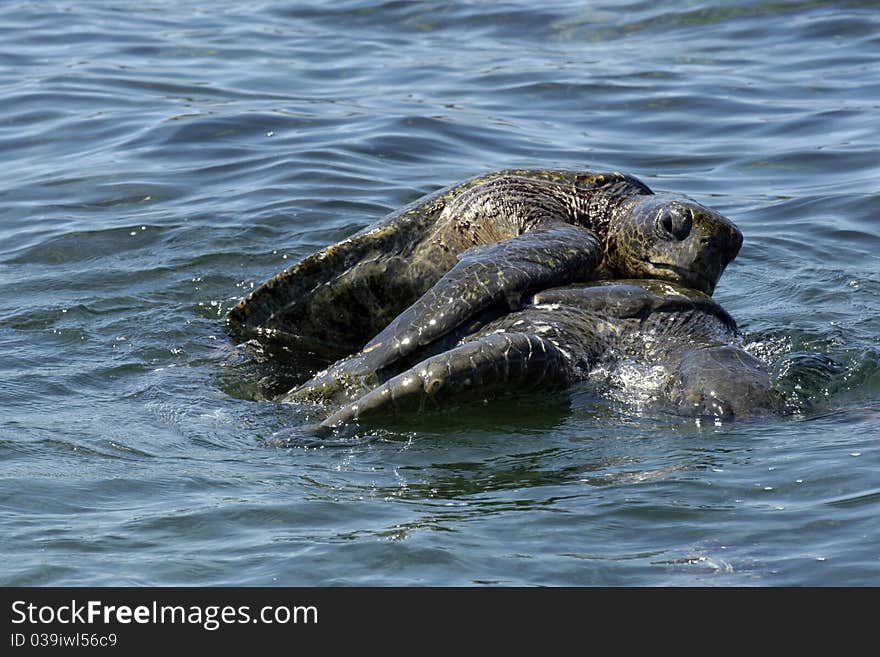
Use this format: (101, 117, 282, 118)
(1, 0, 879, 586)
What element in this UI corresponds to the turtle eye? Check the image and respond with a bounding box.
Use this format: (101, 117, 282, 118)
(656, 208, 692, 241)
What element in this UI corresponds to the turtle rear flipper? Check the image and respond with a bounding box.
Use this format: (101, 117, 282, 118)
(224, 236, 431, 358)
(287, 223, 600, 402)
(319, 331, 571, 428)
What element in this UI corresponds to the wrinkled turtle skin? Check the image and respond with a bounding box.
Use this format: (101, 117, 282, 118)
(320, 280, 784, 428)
(226, 169, 742, 360)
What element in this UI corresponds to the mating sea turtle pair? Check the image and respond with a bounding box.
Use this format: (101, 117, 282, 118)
(226, 169, 779, 426)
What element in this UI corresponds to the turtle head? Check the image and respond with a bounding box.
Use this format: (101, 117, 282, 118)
(605, 193, 742, 295)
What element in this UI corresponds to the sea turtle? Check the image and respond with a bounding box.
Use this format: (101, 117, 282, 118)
(318, 280, 784, 428)
(226, 169, 743, 401)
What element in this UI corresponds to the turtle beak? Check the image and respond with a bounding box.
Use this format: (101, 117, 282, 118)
(708, 221, 743, 285)
(688, 209, 742, 294)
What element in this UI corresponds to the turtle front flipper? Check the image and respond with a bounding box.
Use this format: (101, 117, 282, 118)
(285, 222, 600, 403)
(319, 331, 572, 428)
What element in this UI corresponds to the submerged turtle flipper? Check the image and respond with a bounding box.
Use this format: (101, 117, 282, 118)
(319, 331, 572, 427)
(285, 223, 600, 403)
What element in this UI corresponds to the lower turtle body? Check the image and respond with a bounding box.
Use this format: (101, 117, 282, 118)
(315, 280, 784, 428)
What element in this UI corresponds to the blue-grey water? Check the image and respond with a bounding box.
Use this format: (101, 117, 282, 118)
(1, 0, 879, 586)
